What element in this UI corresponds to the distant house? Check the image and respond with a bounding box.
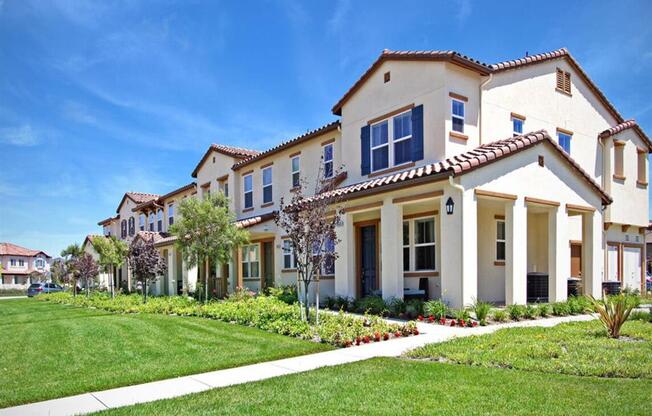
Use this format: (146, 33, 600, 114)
(0, 242, 52, 288)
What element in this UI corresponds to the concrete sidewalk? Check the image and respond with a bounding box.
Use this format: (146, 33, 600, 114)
(0, 314, 594, 416)
(0, 296, 26, 300)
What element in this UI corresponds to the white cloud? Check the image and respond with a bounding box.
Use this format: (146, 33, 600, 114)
(455, 0, 472, 25)
(61, 101, 97, 124)
(0, 124, 38, 146)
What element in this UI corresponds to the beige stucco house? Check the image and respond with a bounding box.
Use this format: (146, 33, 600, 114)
(94, 47, 649, 308)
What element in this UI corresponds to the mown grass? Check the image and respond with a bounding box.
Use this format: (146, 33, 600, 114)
(0, 299, 331, 408)
(407, 320, 652, 378)
(96, 357, 650, 416)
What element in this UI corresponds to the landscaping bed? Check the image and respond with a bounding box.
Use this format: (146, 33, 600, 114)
(0, 288, 25, 297)
(39, 292, 418, 347)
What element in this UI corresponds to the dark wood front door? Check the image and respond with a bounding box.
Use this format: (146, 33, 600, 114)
(570, 243, 582, 278)
(262, 241, 274, 290)
(359, 225, 378, 297)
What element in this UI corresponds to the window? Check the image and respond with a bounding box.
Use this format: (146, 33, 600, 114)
(241, 244, 260, 278)
(128, 217, 135, 236)
(10, 259, 16, 267)
(452, 99, 465, 133)
(35, 258, 45, 269)
(558, 131, 572, 154)
(224, 182, 229, 197)
(262, 166, 273, 204)
(371, 120, 389, 171)
(402, 221, 410, 271)
(243, 174, 253, 209)
(638, 148, 647, 185)
(168, 203, 175, 226)
(393, 112, 412, 165)
(614, 141, 625, 179)
(157, 209, 163, 232)
(103, 225, 111, 236)
(282, 239, 296, 269)
(512, 117, 524, 137)
(148, 212, 155, 231)
(121, 220, 127, 238)
(496, 220, 506, 261)
(291, 156, 300, 188)
(311, 237, 335, 275)
(18, 259, 25, 267)
(139, 214, 145, 231)
(556, 68, 571, 94)
(323, 143, 334, 179)
(370, 110, 413, 172)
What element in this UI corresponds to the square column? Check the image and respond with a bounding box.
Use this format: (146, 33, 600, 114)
(505, 198, 527, 304)
(440, 189, 477, 308)
(582, 211, 602, 297)
(548, 207, 569, 302)
(335, 212, 356, 298)
(380, 199, 403, 300)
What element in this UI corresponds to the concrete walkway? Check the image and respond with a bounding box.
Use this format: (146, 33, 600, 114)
(0, 314, 595, 416)
(0, 296, 26, 300)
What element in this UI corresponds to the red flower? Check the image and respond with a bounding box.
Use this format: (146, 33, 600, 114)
(450, 320, 456, 327)
(471, 321, 478, 327)
(355, 337, 361, 346)
(363, 336, 371, 344)
(428, 316, 435, 323)
(394, 331, 401, 337)
(413, 329, 419, 335)
(459, 319, 466, 327)
(439, 318, 446, 325)
(417, 315, 424, 321)
(383, 333, 390, 341)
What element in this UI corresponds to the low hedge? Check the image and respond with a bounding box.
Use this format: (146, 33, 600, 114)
(39, 292, 417, 347)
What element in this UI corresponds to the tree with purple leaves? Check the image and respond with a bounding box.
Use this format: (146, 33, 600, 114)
(127, 238, 167, 303)
(75, 253, 99, 298)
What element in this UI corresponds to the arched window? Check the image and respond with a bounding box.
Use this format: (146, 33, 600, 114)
(157, 209, 163, 232)
(129, 217, 135, 236)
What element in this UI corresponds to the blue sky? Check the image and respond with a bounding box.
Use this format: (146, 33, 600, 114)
(1, 0, 651, 257)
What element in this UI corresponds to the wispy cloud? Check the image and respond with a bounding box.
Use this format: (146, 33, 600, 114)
(61, 100, 97, 124)
(454, 0, 472, 25)
(0, 124, 38, 146)
(327, 0, 350, 34)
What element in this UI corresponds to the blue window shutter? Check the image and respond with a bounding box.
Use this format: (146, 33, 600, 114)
(411, 104, 424, 162)
(361, 125, 371, 175)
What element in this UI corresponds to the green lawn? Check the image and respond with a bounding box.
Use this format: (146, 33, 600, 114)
(407, 320, 652, 378)
(96, 357, 650, 416)
(0, 299, 331, 408)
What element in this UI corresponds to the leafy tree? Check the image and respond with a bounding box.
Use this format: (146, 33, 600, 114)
(75, 253, 99, 297)
(61, 243, 83, 296)
(50, 259, 66, 284)
(276, 163, 342, 322)
(93, 236, 129, 298)
(127, 238, 167, 303)
(170, 192, 248, 301)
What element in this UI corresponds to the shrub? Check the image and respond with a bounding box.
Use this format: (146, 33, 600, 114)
(536, 303, 551, 317)
(226, 287, 255, 302)
(387, 297, 406, 316)
(353, 296, 387, 316)
(492, 309, 507, 322)
(552, 301, 571, 316)
(267, 285, 298, 305)
(471, 299, 491, 325)
(628, 310, 652, 323)
(590, 295, 635, 338)
(424, 299, 448, 320)
(404, 299, 424, 319)
(506, 304, 525, 321)
(567, 296, 592, 314)
(523, 304, 537, 319)
(452, 308, 471, 322)
(330, 296, 353, 312)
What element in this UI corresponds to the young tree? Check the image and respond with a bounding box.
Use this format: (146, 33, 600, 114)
(61, 243, 83, 296)
(170, 192, 249, 302)
(127, 238, 167, 303)
(276, 164, 342, 322)
(50, 259, 66, 284)
(93, 236, 129, 298)
(75, 253, 99, 297)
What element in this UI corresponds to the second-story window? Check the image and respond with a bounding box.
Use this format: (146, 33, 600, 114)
(35, 258, 45, 269)
(291, 156, 300, 188)
(157, 209, 163, 232)
(168, 203, 174, 226)
(452, 99, 465, 133)
(10, 259, 16, 267)
(262, 166, 273, 204)
(557, 130, 572, 154)
(224, 182, 229, 197)
(638, 148, 647, 185)
(18, 259, 25, 267)
(128, 217, 135, 236)
(370, 110, 413, 172)
(148, 212, 155, 231)
(121, 220, 127, 238)
(393, 111, 412, 165)
(512, 116, 524, 137)
(243, 174, 253, 209)
(139, 214, 145, 232)
(614, 141, 625, 180)
(323, 143, 334, 178)
(371, 120, 389, 171)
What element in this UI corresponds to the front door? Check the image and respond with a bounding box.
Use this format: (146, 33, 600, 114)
(360, 225, 377, 297)
(262, 241, 274, 290)
(570, 243, 582, 278)
(623, 246, 642, 291)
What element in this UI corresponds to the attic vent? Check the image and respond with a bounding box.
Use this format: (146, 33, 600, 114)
(384, 71, 390, 83)
(538, 155, 544, 167)
(556, 68, 571, 95)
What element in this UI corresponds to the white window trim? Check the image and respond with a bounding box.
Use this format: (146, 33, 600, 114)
(148, 212, 155, 231)
(511, 117, 524, 137)
(282, 239, 296, 270)
(496, 219, 506, 262)
(323, 143, 334, 179)
(370, 110, 413, 173)
(557, 131, 572, 153)
(241, 244, 260, 278)
(291, 156, 300, 188)
(403, 215, 437, 272)
(243, 174, 253, 209)
(168, 203, 174, 226)
(139, 214, 145, 231)
(262, 166, 273, 204)
(451, 99, 465, 133)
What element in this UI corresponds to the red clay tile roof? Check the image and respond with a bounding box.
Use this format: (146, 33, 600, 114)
(295, 130, 611, 207)
(332, 50, 492, 115)
(599, 119, 652, 150)
(232, 121, 340, 170)
(0, 242, 51, 258)
(191, 144, 260, 178)
(235, 211, 277, 228)
(134, 231, 170, 245)
(98, 215, 119, 226)
(115, 192, 160, 214)
(132, 182, 197, 212)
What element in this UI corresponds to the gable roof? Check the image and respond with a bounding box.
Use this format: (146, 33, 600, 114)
(98, 215, 119, 226)
(293, 130, 611, 208)
(232, 121, 340, 171)
(191, 144, 260, 178)
(82, 234, 103, 249)
(598, 119, 652, 151)
(116, 192, 160, 213)
(132, 182, 197, 212)
(0, 242, 51, 258)
(332, 50, 492, 115)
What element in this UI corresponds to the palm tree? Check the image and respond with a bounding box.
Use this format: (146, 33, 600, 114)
(61, 243, 83, 295)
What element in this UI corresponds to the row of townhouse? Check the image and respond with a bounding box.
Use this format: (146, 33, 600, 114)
(89, 47, 650, 308)
(0, 242, 51, 288)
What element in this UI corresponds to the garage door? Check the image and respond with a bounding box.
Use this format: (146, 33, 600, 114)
(622, 246, 642, 291)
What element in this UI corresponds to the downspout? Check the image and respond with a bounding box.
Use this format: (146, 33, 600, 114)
(598, 135, 608, 285)
(478, 73, 494, 146)
(448, 175, 466, 303)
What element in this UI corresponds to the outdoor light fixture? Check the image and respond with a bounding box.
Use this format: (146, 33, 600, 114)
(445, 197, 455, 215)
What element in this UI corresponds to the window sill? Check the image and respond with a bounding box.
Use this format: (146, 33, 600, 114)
(281, 268, 297, 272)
(368, 162, 415, 178)
(612, 174, 626, 182)
(404, 271, 439, 277)
(261, 202, 274, 208)
(555, 88, 572, 97)
(637, 180, 648, 188)
(494, 261, 505, 266)
(449, 131, 468, 141)
(319, 274, 335, 280)
(242, 207, 254, 213)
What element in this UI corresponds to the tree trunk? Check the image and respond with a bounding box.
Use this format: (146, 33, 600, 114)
(303, 279, 311, 323)
(143, 279, 148, 303)
(205, 257, 209, 303)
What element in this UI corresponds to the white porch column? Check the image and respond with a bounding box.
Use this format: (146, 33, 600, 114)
(505, 198, 527, 304)
(335, 212, 356, 298)
(440, 188, 477, 308)
(548, 207, 568, 302)
(582, 211, 602, 297)
(380, 198, 403, 300)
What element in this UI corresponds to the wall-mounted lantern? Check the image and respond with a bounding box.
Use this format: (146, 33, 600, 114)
(445, 197, 455, 215)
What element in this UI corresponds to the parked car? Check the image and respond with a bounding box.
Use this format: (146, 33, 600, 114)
(27, 282, 64, 297)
